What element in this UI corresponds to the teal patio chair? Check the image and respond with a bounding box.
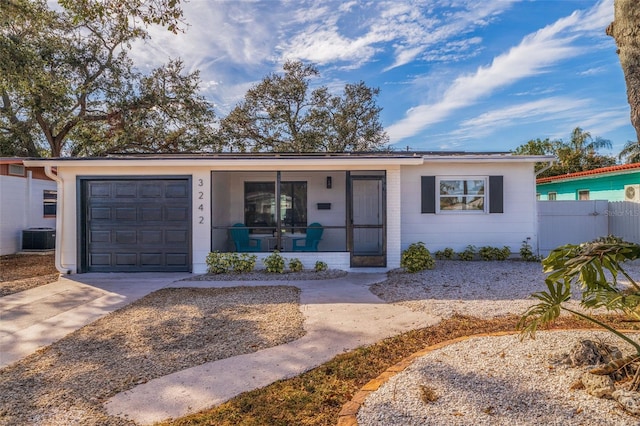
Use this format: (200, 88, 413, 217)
(230, 223, 262, 252)
(291, 223, 323, 252)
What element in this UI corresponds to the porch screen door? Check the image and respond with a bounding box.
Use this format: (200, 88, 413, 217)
(350, 176, 385, 267)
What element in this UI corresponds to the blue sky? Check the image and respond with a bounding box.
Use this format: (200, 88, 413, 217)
(131, 0, 635, 155)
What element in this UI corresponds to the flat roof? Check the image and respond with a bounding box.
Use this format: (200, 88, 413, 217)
(23, 151, 553, 164)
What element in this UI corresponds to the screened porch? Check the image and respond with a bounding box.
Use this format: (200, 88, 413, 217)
(209, 170, 386, 266)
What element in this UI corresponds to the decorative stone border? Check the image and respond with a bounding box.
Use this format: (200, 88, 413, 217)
(337, 328, 640, 425)
(336, 330, 522, 426)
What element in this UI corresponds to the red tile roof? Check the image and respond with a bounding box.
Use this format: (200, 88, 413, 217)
(537, 162, 640, 184)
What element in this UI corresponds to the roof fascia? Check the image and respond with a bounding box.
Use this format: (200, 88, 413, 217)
(537, 168, 640, 185)
(23, 156, 424, 169)
(420, 154, 554, 163)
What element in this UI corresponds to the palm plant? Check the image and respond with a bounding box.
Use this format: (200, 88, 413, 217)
(519, 238, 640, 355)
(619, 141, 640, 164)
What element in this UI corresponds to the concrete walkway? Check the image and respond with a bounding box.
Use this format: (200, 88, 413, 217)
(1, 272, 439, 425)
(0, 273, 193, 368)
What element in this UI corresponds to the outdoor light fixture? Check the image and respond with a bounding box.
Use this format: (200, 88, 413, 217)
(326, 176, 332, 189)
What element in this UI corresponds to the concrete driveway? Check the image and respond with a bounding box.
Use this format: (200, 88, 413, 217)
(1, 272, 439, 425)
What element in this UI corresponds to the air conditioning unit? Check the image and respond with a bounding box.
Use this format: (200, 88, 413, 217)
(22, 228, 56, 250)
(624, 184, 640, 202)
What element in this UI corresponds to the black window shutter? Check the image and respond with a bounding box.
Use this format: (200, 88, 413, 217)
(421, 176, 436, 213)
(489, 175, 503, 213)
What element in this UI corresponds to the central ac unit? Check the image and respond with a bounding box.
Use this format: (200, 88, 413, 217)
(624, 184, 640, 202)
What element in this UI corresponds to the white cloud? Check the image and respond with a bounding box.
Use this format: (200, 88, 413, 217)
(460, 97, 590, 130)
(579, 66, 608, 76)
(283, 28, 380, 66)
(386, 0, 613, 143)
(384, 1, 520, 70)
(578, 107, 631, 136)
(280, 1, 519, 69)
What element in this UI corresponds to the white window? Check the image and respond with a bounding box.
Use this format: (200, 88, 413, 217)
(437, 177, 486, 212)
(8, 164, 25, 176)
(536, 193, 541, 200)
(548, 192, 557, 201)
(578, 190, 590, 200)
(43, 190, 57, 217)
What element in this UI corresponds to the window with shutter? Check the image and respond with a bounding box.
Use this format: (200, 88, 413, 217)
(421, 175, 503, 214)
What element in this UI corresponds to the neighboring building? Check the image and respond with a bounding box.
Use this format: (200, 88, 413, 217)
(24, 152, 551, 274)
(0, 158, 57, 255)
(536, 163, 640, 202)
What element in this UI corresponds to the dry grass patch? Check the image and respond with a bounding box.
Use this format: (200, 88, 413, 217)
(0, 253, 58, 296)
(0, 286, 303, 425)
(164, 314, 639, 426)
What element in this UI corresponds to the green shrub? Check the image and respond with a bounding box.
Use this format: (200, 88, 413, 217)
(263, 251, 285, 273)
(233, 253, 257, 273)
(288, 258, 304, 272)
(206, 252, 257, 274)
(478, 246, 511, 261)
(498, 246, 511, 260)
(205, 251, 233, 274)
(401, 242, 435, 273)
(434, 247, 455, 260)
(520, 238, 541, 262)
(457, 245, 476, 261)
(314, 260, 328, 272)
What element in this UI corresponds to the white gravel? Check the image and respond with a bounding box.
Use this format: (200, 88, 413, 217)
(360, 260, 640, 425)
(358, 331, 639, 426)
(372, 260, 640, 319)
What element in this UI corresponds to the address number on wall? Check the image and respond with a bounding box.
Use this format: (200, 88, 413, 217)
(197, 178, 205, 225)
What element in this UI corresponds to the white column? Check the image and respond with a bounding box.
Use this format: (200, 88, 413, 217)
(192, 171, 212, 274)
(386, 166, 402, 269)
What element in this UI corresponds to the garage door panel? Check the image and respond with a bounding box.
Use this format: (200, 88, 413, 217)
(166, 183, 189, 198)
(114, 230, 137, 244)
(90, 253, 111, 266)
(115, 207, 137, 221)
(140, 230, 163, 244)
(140, 184, 162, 198)
(140, 253, 162, 266)
(166, 253, 188, 266)
(166, 206, 189, 221)
(90, 231, 111, 243)
(115, 253, 137, 266)
(141, 207, 163, 221)
(115, 183, 137, 197)
(166, 230, 188, 243)
(90, 207, 111, 220)
(89, 182, 111, 197)
(83, 178, 191, 272)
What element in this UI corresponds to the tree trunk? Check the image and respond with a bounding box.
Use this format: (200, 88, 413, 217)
(607, 0, 640, 143)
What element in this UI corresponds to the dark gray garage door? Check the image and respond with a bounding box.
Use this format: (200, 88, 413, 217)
(80, 177, 191, 272)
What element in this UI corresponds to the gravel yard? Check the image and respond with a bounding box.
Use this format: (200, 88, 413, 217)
(371, 260, 640, 318)
(0, 285, 303, 425)
(359, 260, 640, 426)
(0, 253, 58, 296)
(358, 330, 640, 426)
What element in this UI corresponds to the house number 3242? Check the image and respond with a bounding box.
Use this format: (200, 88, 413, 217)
(197, 178, 205, 224)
